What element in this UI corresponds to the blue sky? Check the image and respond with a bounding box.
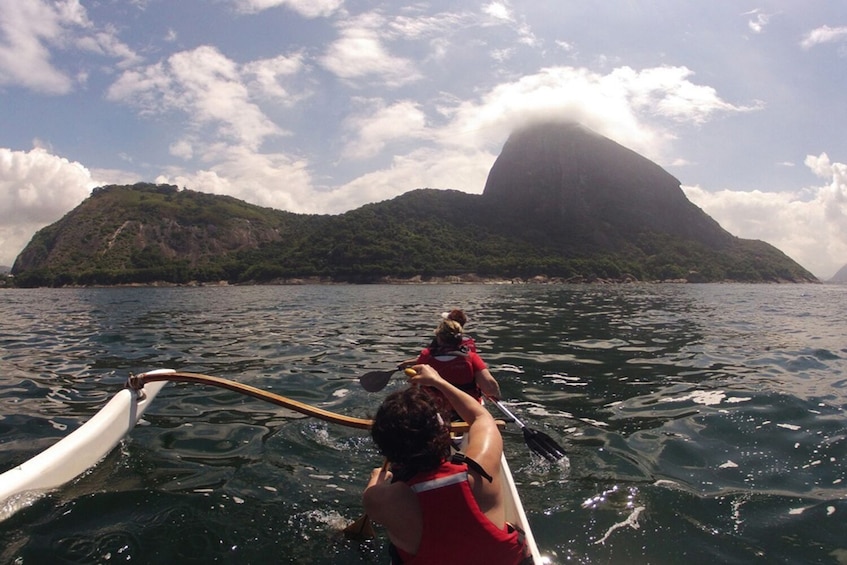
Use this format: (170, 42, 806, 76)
(1, 0, 846, 279)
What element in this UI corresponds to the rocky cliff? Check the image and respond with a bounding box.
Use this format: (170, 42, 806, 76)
(482, 121, 732, 250)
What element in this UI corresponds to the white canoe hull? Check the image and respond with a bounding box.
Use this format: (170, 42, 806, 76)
(0, 370, 171, 521)
(500, 452, 543, 564)
(459, 431, 544, 564)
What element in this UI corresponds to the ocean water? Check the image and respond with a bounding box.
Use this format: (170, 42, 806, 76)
(0, 283, 845, 564)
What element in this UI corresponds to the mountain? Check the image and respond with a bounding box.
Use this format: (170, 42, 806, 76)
(11, 122, 817, 287)
(12, 183, 316, 286)
(483, 121, 732, 249)
(828, 263, 847, 284)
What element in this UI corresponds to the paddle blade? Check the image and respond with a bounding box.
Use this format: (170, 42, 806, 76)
(359, 369, 396, 392)
(523, 427, 566, 462)
(343, 513, 376, 540)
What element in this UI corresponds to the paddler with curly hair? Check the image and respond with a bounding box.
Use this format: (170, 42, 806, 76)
(363, 365, 531, 565)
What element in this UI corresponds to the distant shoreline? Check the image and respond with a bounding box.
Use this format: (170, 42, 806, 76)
(3, 273, 824, 289)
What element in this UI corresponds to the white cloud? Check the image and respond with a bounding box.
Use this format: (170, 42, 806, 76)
(483, 2, 512, 22)
(683, 154, 847, 279)
(801, 25, 847, 49)
(107, 46, 284, 150)
(232, 0, 343, 18)
(243, 53, 307, 102)
(431, 65, 753, 165)
(320, 14, 422, 87)
(0, 0, 76, 93)
(744, 10, 770, 34)
(318, 146, 496, 214)
(75, 30, 142, 69)
(617, 66, 762, 124)
(0, 147, 95, 265)
(155, 144, 316, 214)
(169, 139, 194, 160)
(481, 1, 537, 47)
(0, 0, 142, 93)
(322, 62, 756, 214)
(341, 100, 428, 159)
(388, 11, 470, 41)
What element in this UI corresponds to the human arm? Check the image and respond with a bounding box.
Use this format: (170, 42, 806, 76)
(362, 465, 393, 523)
(397, 358, 418, 369)
(408, 365, 502, 473)
(468, 351, 501, 400)
(475, 368, 501, 400)
(363, 465, 422, 553)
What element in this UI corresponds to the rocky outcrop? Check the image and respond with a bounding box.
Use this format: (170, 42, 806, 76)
(12, 183, 297, 276)
(482, 120, 732, 249)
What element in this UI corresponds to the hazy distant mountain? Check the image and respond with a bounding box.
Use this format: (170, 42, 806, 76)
(11, 122, 817, 287)
(828, 263, 847, 284)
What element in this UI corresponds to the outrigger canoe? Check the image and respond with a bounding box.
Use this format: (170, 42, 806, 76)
(499, 450, 544, 563)
(0, 369, 545, 564)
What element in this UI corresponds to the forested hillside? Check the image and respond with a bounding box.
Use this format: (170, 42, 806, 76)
(11, 122, 818, 287)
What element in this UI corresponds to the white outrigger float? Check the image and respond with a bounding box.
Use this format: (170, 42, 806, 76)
(0, 369, 551, 564)
(0, 370, 170, 522)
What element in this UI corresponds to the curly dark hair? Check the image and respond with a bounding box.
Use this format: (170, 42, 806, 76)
(371, 387, 452, 475)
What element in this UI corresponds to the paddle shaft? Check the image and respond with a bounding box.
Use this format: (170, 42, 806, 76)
(344, 459, 389, 540)
(489, 398, 528, 430)
(487, 396, 566, 462)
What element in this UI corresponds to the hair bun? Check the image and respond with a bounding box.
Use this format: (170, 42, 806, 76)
(441, 309, 468, 327)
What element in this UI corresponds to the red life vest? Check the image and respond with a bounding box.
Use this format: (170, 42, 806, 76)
(392, 460, 528, 565)
(461, 336, 478, 352)
(416, 347, 485, 399)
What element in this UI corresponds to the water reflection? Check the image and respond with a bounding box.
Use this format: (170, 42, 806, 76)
(1, 284, 846, 563)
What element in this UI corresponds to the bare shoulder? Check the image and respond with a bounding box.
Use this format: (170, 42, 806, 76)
(364, 480, 418, 525)
(364, 480, 423, 552)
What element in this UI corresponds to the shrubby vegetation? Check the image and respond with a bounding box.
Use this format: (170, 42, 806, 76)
(10, 183, 817, 287)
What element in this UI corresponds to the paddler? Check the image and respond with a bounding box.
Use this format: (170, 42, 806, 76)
(363, 365, 531, 565)
(400, 310, 501, 411)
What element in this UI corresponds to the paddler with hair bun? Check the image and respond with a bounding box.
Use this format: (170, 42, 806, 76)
(401, 309, 501, 412)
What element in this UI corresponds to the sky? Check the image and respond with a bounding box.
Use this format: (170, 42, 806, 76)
(1, 1, 846, 280)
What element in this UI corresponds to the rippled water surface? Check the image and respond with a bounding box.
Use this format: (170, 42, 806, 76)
(1, 284, 846, 564)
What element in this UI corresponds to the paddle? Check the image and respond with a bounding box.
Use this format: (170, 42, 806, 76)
(343, 460, 389, 541)
(343, 506, 376, 541)
(487, 397, 566, 462)
(359, 367, 402, 392)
